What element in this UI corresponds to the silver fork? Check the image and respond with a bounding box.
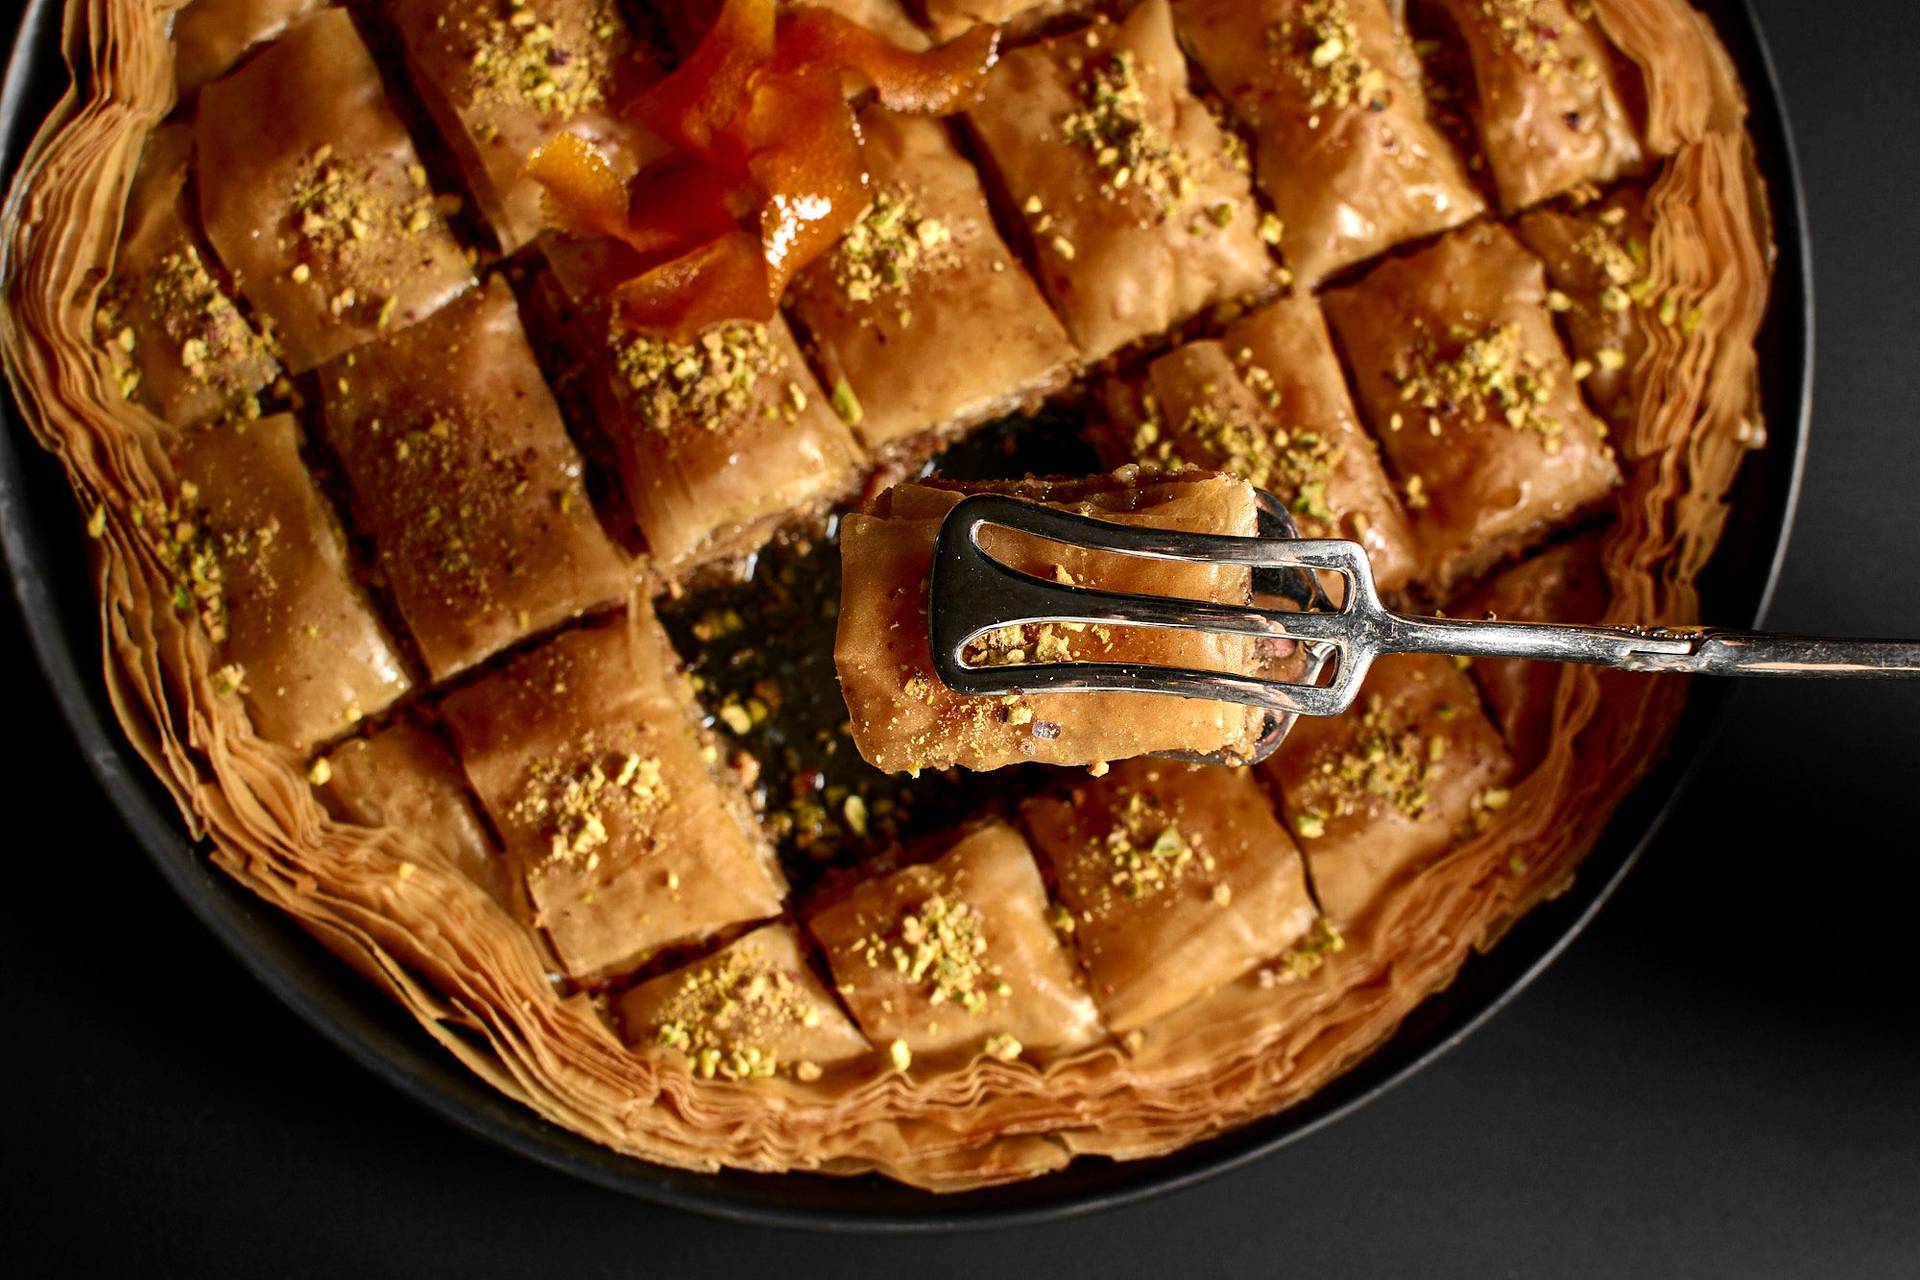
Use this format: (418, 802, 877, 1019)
(927, 491, 1920, 766)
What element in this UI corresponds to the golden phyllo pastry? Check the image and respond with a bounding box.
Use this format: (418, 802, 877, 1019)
(170, 0, 320, 98)
(315, 721, 511, 912)
(1414, 0, 1644, 212)
(318, 277, 630, 680)
(809, 821, 1103, 1066)
(616, 923, 870, 1081)
(786, 107, 1076, 457)
(196, 9, 476, 373)
(441, 615, 787, 982)
(966, 0, 1277, 360)
(1170, 0, 1486, 287)
(837, 471, 1268, 774)
(537, 253, 857, 575)
(1324, 221, 1620, 586)
(1516, 187, 1655, 426)
(391, 0, 673, 255)
(1263, 652, 1513, 927)
(1101, 294, 1420, 592)
(93, 124, 279, 429)
(170, 413, 412, 751)
(1021, 760, 1319, 1032)
(1451, 534, 1609, 771)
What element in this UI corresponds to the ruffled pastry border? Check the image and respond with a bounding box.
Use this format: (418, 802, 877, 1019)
(0, 0, 1774, 1192)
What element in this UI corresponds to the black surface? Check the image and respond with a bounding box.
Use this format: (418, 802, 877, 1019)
(4, 0, 1917, 1273)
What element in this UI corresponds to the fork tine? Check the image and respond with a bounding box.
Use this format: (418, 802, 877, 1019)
(927, 492, 1370, 735)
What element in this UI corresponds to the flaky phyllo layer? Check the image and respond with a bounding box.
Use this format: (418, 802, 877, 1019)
(1, 0, 1772, 1190)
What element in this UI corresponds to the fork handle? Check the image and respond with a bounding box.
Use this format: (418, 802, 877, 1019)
(1387, 616, 1920, 678)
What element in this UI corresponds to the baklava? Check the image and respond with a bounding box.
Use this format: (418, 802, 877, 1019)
(2, 0, 1777, 1191)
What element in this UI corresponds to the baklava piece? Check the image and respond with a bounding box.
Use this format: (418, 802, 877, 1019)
(441, 616, 788, 983)
(196, 9, 476, 373)
(538, 249, 858, 576)
(170, 414, 412, 751)
(1450, 534, 1607, 771)
(93, 125, 279, 429)
(837, 471, 1269, 774)
(965, 0, 1276, 361)
(615, 923, 870, 1081)
(391, 0, 671, 255)
(1414, 0, 1643, 212)
(171, 0, 320, 99)
(1323, 222, 1620, 587)
(1262, 652, 1512, 926)
(318, 277, 631, 680)
(1516, 188, 1654, 426)
(315, 721, 511, 910)
(1100, 294, 1420, 592)
(1020, 760, 1318, 1032)
(1170, 0, 1485, 287)
(808, 821, 1103, 1067)
(785, 108, 1076, 459)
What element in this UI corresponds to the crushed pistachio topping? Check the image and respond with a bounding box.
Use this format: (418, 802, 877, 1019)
(511, 733, 671, 865)
(964, 621, 1075, 668)
(95, 245, 273, 416)
(651, 942, 826, 1081)
(982, 1033, 1024, 1062)
(1259, 917, 1346, 985)
(1473, 0, 1596, 80)
(860, 892, 1005, 1014)
(462, 0, 618, 119)
(1393, 322, 1564, 447)
(610, 322, 784, 433)
(1095, 787, 1217, 902)
(285, 146, 440, 322)
(1270, 0, 1390, 116)
(1131, 392, 1338, 531)
(1060, 50, 1196, 219)
(1293, 693, 1439, 831)
(133, 482, 281, 643)
(831, 187, 956, 306)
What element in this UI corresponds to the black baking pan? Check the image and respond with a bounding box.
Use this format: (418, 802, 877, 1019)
(0, 0, 1811, 1233)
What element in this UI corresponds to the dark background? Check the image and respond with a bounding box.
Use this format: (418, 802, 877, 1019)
(4, 1, 1917, 1275)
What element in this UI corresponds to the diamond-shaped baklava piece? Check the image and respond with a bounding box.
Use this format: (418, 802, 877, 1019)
(318, 277, 631, 680)
(809, 820, 1103, 1067)
(441, 615, 788, 982)
(94, 125, 279, 429)
(965, 0, 1277, 360)
(837, 471, 1269, 774)
(316, 721, 510, 910)
(785, 107, 1076, 459)
(1516, 188, 1653, 427)
(1170, 0, 1485, 287)
(1262, 652, 1513, 927)
(1450, 534, 1608, 771)
(537, 248, 858, 576)
(615, 922, 870, 1081)
(1413, 0, 1643, 212)
(1323, 221, 1619, 587)
(171, 413, 411, 750)
(1021, 760, 1318, 1033)
(391, 0, 673, 254)
(1100, 294, 1421, 592)
(197, 9, 476, 373)
(171, 0, 320, 99)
